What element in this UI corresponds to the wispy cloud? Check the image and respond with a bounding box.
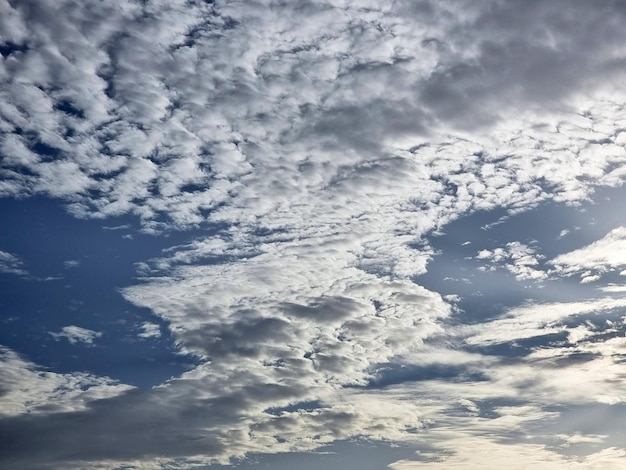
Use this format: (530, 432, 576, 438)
(64, 260, 80, 269)
(0, 250, 27, 276)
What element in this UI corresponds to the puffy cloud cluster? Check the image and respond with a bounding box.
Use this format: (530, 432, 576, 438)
(476, 241, 547, 281)
(2, 0, 626, 234)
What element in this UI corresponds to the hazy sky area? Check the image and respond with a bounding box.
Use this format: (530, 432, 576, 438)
(3, 0, 626, 468)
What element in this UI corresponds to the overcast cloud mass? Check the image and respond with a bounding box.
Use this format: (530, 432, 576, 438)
(2, 0, 626, 468)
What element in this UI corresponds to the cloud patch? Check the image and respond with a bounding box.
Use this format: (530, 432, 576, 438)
(49, 326, 102, 345)
(476, 241, 547, 281)
(0, 346, 132, 417)
(0, 250, 27, 276)
(551, 226, 626, 282)
(137, 322, 161, 339)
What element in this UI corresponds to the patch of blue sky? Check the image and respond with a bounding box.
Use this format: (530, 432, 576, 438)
(417, 184, 626, 325)
(0, 197, 213, 387)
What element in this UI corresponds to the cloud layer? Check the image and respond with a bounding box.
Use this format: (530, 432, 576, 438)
(2, 0, 626, 468)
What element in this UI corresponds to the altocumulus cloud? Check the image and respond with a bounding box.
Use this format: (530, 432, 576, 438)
(2, 0, 626, 468)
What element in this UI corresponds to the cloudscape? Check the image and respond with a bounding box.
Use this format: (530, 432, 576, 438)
(2, 1, 626, 468)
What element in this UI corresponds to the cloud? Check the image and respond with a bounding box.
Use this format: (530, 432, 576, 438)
(137, 322, 161, 339)
(0, 381, 433, 469)
(383, 307, 626, 469)
(2, 0, 626, 468)
(476, 241, 547, 281)
(124, 260, 451, 385)
(1, 0, 626, 233)
(464, 296, 626, 349)
(389, 439, 626, 469)
(0, 346, 132, 417)
(0, 250, 27, 276)
(49, 326, 102, 345)
(551, 226, 626, 281)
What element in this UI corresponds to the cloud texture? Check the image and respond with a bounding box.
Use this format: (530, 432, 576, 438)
(2, 0, 626, 468)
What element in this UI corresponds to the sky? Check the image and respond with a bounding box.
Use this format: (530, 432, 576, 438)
(2, 0, 626, 468)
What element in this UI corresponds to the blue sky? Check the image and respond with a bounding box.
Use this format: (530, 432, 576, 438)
(2, 0, 626, 468)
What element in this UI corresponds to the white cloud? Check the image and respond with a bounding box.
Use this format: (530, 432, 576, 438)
(581, 274, 601, 284)
(389, 439, 626, 469)
(2, 0, 626, 468)
(475, 241, 547, 281)
(551, 226, 626, 281)
(137, 322, 161, 339)
(0, 346, 132, 417)
(49, 325, 102, 345)
(0, 250, 27, 276)
(124, 260, 451, 385)
(464, 297, 626, 348)
(0, 0, 625, 235)
(600, 285, 626, 293)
